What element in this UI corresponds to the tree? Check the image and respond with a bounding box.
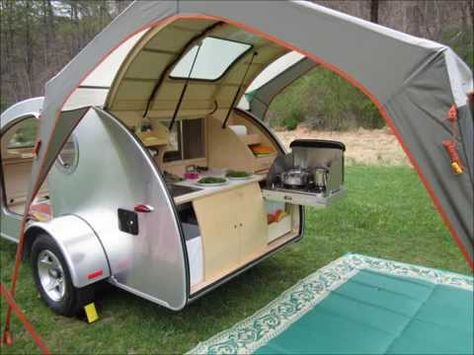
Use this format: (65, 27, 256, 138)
(468, 0, 474, 28)
(42, 0, 56, 70)
(370, 0, 379, 23)
(24, 0, 33, 95)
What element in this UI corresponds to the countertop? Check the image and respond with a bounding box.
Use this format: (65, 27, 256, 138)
(172, 174, 267, 205)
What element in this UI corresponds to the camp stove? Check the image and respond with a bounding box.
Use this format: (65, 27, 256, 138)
(265, 175, 329, 206)
(262, 139, 346, 208)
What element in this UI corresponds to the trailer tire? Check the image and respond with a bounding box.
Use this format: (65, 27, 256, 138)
(31, 234, 94, 316)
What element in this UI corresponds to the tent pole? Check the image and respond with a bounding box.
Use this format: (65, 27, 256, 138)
(2, 205, 30, 345)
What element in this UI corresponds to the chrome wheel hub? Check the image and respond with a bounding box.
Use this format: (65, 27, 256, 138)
(37, 250, 66, 302)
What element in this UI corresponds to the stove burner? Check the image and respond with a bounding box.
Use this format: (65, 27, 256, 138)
(283, 183, 306, 189)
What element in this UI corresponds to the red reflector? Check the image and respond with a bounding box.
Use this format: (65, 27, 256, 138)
(87, 270, 103, 280)
(134, 204, 154, 213)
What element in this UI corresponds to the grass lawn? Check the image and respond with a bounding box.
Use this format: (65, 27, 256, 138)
(0, 165, 470, 354)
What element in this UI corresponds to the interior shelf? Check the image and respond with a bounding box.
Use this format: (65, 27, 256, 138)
(254, 152, 277, 159)
(136, 131, 168, 147)
(239, 133, 261, 146)
(267, 215, 292, 243)
(253, 153, 277, 172)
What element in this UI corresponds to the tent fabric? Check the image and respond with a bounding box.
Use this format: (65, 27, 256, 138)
(245, 51, 306, 93)
(244, 57, 315, 118)
(247, 52, 474, 263)
(21, 0, 473, 266)
(79, 30, 147, 88)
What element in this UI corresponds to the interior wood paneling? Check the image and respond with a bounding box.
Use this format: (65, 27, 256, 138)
(207, 115, 254, 172)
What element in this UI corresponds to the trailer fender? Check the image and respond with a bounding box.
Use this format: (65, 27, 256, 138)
(25, 215, 110, 288)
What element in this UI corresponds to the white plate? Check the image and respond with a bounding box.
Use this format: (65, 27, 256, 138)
(196, 179, 229, 187)
(227, 175, 253, 180)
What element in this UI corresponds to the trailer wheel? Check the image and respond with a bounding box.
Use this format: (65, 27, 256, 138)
(31, 234, 94, 316)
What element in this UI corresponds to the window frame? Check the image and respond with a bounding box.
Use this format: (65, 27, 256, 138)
(54, 134, 80, 175)
(162, 118, 206, 163)
(5, 117, 39, 150)
(169, 36, 253, 82)
(163, 121, 183, 163)
(0, 115, 39, 216)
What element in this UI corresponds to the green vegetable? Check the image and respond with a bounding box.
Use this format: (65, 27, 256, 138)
(198, 176, 227, 184)
(226, 170, 251, 178)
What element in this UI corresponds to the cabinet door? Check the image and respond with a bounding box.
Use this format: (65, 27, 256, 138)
(193, 189, 241, 280)
(237, 183, 268, 262)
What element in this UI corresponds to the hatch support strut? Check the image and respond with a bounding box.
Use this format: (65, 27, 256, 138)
(168, 41, 203, 130)
(222, 51, 258, 129)
(142, 22, 222, 119)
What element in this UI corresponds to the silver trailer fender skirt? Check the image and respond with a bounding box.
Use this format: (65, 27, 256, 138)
(26, 215, 110, 287)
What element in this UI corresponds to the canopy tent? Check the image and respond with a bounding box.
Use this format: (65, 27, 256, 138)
(242, 53, 315, 117)
(246, 51, 307, 93)
(15, 0, 474, 270)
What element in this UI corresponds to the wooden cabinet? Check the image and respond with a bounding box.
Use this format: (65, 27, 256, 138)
(192, 182, 267, 280)
(193, 189, 240, 279)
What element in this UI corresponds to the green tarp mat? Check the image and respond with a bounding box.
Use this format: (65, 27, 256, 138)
(257, 270, 472, 354)
(189, 254, 473, 354)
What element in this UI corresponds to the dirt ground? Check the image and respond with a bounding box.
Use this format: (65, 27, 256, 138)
(275, 127, 410, 166)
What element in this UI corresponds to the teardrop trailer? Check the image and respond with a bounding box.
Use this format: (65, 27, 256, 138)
(1, 1, 472, 318)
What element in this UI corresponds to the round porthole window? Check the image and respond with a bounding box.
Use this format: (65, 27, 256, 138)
(55, 135, 78, 173)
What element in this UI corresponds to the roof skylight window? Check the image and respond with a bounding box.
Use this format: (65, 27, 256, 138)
(170, 37, 251, 80)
